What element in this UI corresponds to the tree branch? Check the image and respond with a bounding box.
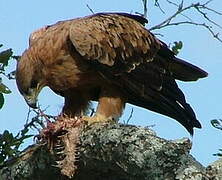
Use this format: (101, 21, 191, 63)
(148, 0, 222, 43)
(0, 123, 217, 179)
(142, 0, 148, 18)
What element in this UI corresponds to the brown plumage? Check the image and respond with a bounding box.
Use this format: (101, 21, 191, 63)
(16, 13, 208, 135)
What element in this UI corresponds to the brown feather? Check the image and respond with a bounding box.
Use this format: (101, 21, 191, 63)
(16, 12, 207, 135)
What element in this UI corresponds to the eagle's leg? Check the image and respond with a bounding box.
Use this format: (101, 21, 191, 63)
(62, 90, 90, 117)
(82, 86, 126, 124)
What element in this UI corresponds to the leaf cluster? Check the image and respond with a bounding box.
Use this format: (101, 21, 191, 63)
(170, 41, 183, 55)
(211, 119, 222, 156)
(0, 45, 33, 164)
(0, 44, 15, 109)
(0, 129, 32, 164)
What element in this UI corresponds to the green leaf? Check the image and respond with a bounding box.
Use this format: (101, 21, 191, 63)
(0, 82, 11, 94)
(211, 119, 222, 130)
(0, 93, 4, 109)
(0, 48, 13, 66)
(3, 130, 14, 142)
(0, 128, 33, 163)
(0, 44, 3, 48)
(171, 41, 183, 55)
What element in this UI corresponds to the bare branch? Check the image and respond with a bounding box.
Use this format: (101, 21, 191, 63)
(194, 4, 222, 29)
(166, 0, 193, 22)
(149, 3, 195, 31)
(152, 32, 164, 37)
(86, 4, 94, 14)
(166, 0, 179, 7)
(148, 0, 222, 43)
(154, 0, 165, 14)
(203, 0, 214, 6)
(203, 6, 222, 16)
(25, 108, 32, 124)
(124, 108, 134, 124)
(142, 0, 148, 18)
(89, 108, 95, 117)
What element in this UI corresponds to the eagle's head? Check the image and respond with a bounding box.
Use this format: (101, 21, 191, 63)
(16, 51, 45, 109)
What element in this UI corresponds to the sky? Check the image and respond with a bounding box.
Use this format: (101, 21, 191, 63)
(1, 0, 222, 167)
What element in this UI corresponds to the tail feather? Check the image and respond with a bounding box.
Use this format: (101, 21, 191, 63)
(125, 72, 201, 135)
(123, 40, 206, 134)
(170, 57, 208, 81)
(161, 76, 202, 130)
(157, 44, 208, 82)
(128, 87, 201, 135)
(95, 42, 205, 134)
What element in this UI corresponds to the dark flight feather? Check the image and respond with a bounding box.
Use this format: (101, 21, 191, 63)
(16, 12, 207, 135)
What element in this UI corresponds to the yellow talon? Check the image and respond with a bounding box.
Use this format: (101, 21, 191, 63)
(81, 114, 114, 125)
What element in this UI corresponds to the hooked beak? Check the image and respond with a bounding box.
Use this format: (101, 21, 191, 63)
(24, 94, 38, 109)
(23, 83, 45, 109)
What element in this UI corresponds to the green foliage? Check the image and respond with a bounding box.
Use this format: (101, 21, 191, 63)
(0, 81, 11, 94)
(211, 119, 222, 156)
(211, 119, 222, 130)
(0, 44, 34, 164)
(0, 44, 14, 109)
(0, 78, 12, 109)
(0, 129, 33, 164)
(0, 108, 50, 164)
(171, 41, 183, 55)
(0, 93, 4, 109)
(0, 48, 13, 69)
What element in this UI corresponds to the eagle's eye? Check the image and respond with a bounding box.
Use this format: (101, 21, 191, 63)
(30, 80, 38, 88)
(23, 80, 38, 95)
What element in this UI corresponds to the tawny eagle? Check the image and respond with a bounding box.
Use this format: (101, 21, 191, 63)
(16, 13, 207, 135)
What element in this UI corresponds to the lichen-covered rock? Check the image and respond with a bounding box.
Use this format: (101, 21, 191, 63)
(76, 123, 209, 180)
(206, 158, 222, 180)
(0, 122, 218, 180)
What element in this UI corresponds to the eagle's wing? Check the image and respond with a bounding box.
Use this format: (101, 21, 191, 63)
(123, 60, 201, 135)
(69, 13, 161, 74)
(69, 13, 207, 79)
(67, 13, 207, 135)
